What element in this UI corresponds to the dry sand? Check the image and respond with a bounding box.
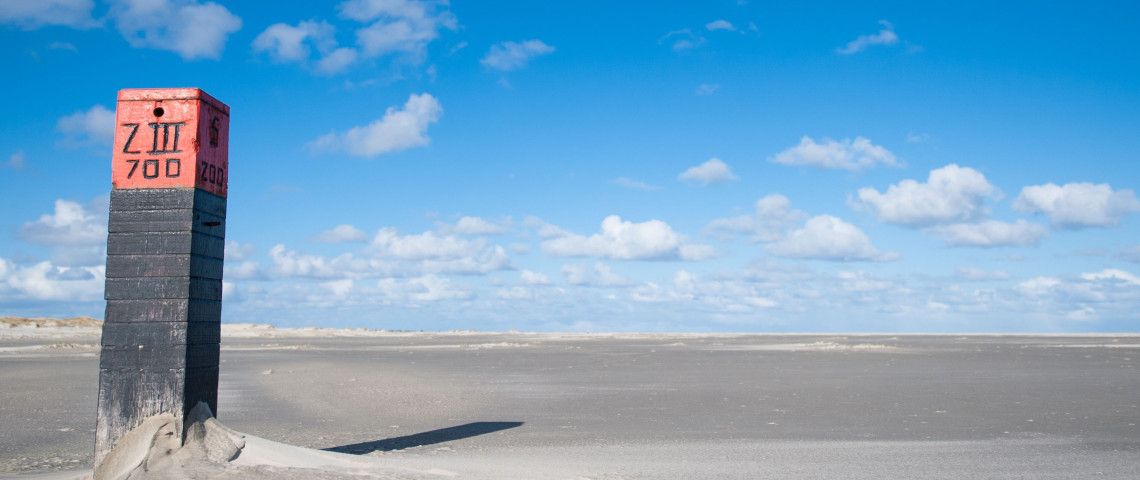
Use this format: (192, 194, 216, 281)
(1, 321, 1138, 478)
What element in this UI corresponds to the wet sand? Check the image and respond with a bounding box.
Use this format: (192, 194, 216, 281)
(1, 327, 1138, 478)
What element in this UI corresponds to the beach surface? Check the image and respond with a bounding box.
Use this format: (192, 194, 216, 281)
(1, 320, 1138, 478)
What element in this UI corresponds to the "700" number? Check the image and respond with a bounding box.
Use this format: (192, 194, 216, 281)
(126, 158, 180, 179)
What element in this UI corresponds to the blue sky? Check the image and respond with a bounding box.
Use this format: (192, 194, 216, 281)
(1, 0, 1139, 332)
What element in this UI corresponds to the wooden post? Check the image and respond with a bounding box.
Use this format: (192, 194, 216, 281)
(94, 88, 230, 465)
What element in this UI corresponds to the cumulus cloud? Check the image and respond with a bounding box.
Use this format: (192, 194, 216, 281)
(315, 224, 368, 243)
(57, 105, 115, 147)
(836, 20, 899, 55)
(376, 275, 471, 302)
(0, 0, 97, 29)
(705, 20, 735, 32)
(109, 0, 242, 60)
(20, 199, 106, 246)
(562, 262, 632, 287)
(480, 40, 555, 71)
(768, 215, 896, 262)
(705, 194, 805, 242)
(0, 259, 104, 302)
(253, 21, 333, 62)
(369, 228, 510, 274)
(1014, 182, 1140, 229)
(1080, 269, 1140, 285)
(252, 0, 454, 75)
(224, 240, 255, 261)
(448, 216, 510, 236)
(1012, 268, 1140, 322)
(542, 215, 713, 261)
(342, 0, 456, 61)
(310, 93, 442, 157)
(252, 20, 359, 74)
(927, 220, 1048, 248)
(678, 158, 738, 185)
(611, 177, 662, 191)
(854, 164, 998, 226)
(772, 136, 898, 170)
(520, 270, 551, 286)
(956, 267, 1010, 281)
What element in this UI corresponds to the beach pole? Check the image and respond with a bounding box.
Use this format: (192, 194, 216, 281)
(93, 88, 230, 466)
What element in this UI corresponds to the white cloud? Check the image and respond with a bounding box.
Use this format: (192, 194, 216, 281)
(906, 132, 931, 144)
(520, 270, 551, 286)
(109, 0, 242, 60)
(1017, 276, 1062, 296)
(562, 263, 632, 287)
(927, 220, 1048, 248)
(630, 270, 778, 313)
(1013, 269, 1140, 323)
(695, 83, 720, 96)
(376, 275, 470, 302)
(252, 0, 453, 75)
(705, 20, 735, 32)
(6, 151, 26, 170)
(20, 199, 106, 246)
(0, 0, 97, 29)
(524, 216, 573, 239)
(252, 20, 360, 74)
(268, 245, 341, 278)
(612, 177, 661, 191)
(315, 47, 360, 74)
(705, 193, 805, 242)
(449, 216, 509, 236)
(768, 215, 896, 262)
(481, 39, 555, 71)
(1080, 269, 1140, 285)
(0, 259, 104, 302)
(956, 268, 1010, 281)
(1014, 182, 1140, 229)
(225, 260, 262, 280)
(542, 215, 713, 261)
(836, 20, 899, 55)
(678, 158, 738, 185)
(660, 29, 705, 51)
(855, 164, 997, 226)
(366, 228, 511, 274)
(224, 240, 255, 260)
(315, 224, 368, 243)
(772, 136, 898, 171)
(342, 0, 456, 61)
(253, 21, 334, 63)
(57, 105, 115, 147)
(310, 93, 442, 157)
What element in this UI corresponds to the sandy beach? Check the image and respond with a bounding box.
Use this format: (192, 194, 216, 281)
(1, 322, 1138, 478)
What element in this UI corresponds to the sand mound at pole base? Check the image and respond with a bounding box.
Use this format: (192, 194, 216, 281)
(95, 404, 452, 480)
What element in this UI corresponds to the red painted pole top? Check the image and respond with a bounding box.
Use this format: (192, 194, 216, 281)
(111, 88, 229, 197)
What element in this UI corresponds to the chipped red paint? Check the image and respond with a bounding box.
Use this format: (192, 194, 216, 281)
(111, 88, 230, 197)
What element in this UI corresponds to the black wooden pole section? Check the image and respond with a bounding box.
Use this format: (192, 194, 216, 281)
(94, 88, 230, 465)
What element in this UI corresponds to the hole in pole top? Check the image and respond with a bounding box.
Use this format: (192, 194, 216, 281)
(153, 107, 165, 117)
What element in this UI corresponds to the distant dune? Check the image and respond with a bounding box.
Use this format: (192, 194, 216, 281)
(0, 316, 102, 328)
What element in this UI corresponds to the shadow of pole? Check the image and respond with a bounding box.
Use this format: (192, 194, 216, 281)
(325, 421, 525, 454)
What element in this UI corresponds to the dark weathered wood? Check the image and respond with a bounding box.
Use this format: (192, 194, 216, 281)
(103, 299, 222, 324)
(105, 231, 224, 258)
(106, 254, 224, 279)
(109, 209, 226, 237)
(104, 276, 222, 301)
